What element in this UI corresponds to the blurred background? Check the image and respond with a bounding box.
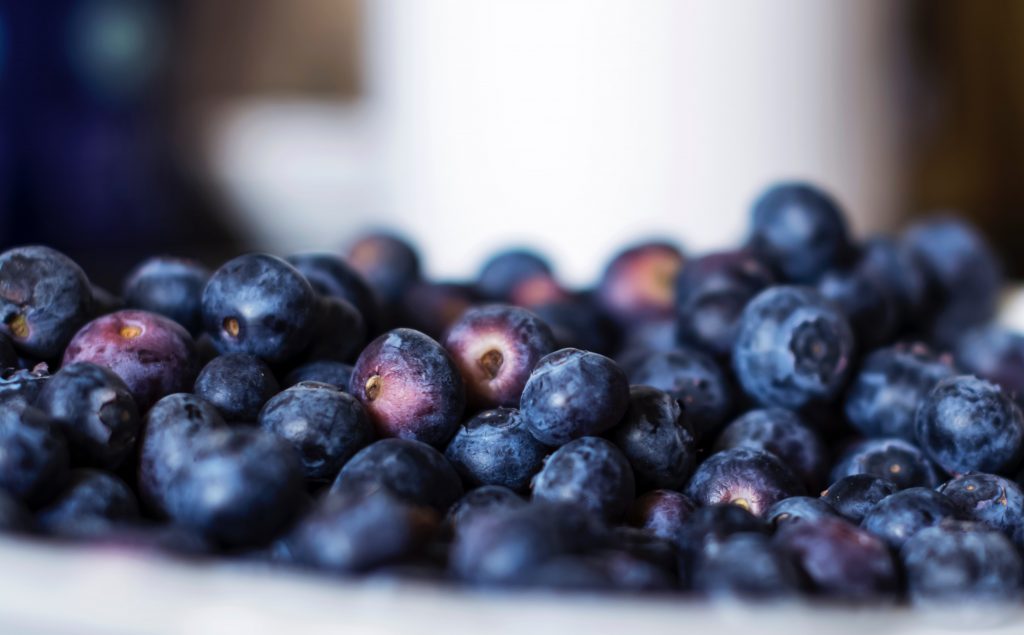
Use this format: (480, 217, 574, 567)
(1, 0, 1023, 289)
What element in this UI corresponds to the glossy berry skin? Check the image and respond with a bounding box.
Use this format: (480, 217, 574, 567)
(122, 257, 210, 335)
(860, 487, 958, 550)
(37, 469, 139, 536)
(520, 348, 629, 447)
(476, 249, 551, 302)
(201, 253, 317, 364)
(674, 250, 776, 358)
(747, 182, 852, 283)
(444, 408, 548, 493)
(63, 310, 199, 410)
(626, 348, 733, 440)
(446, 485, 526, 534)
(732, 286, 855, 410)
(844, 343, 956, 441)
(685, 448, 804, 517)
(831, 438, 940, 490)
(938, 473, 1024, 549)
(596, 242, 684, 326)
(532, 437, 635, 521)
(443, 305, 555, 409)
(0, 245, 94, 360)
(35, 362, 140, 469)
(693, 533, 804, 599)
(817, 262, 900, 350)
(900, 521, 1023, 605)
(0, 406, 69, 507)
(0, 490, 32, 533)
(915, 375, 1024, 475)
(821, 475, 897, 524)
(286, 252, 379, 332)
(164, 426, 304, 547)
(955, 325, 1024, 403)
(258, 381, 373, 483)
(346, 233, 421, 305)
(626, 490, 696, 542)
(193, 353, 279, 423)
(300, 296, 366, 363)
(611, 386, 697, 490)
(713, 408, 827, 490)
(330, 438, 463, 513)
(765, 496, 836, 527)
(773, 516, 898, 600)
(283, 361, 352, 390)
(349, 328, 465, 448)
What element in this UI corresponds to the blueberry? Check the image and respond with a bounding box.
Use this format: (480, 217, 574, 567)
(773, 516, 898, 600)
(443, 305, 555, 409)
(0, 365, 50, 408)
(122, 256, 210, 335)
(398, 281, 476, 339)
(201, 253, 317, 364)
(817, 260, 901, 350)
(532, 437, 635, 521)
(611, 386, 697, 490)
(765, 496, 836, 527)
(303, 296, 367, 365)
(0, 245, 93, 360)
(349, 328, 465, 448)
(37, 469, 139, 537)
(858, 236, 931, 327)
(733, 286, 855, 410)
(955, 325, 1024, 404)
(62, 309, 199, 410)
(444, 408, 548, 493)
(821, 474, 897, 524)
(693, 532, 804, 599)
(674, 250, 776, 358)
(346, 232, 420, 306)
(831, 438, 940, 490)
(938, 473, 1024, 549)
(844, 343, 956, 441)
(675, 504, 768, 583)
(625, 347, 733, 440)
(35, 362, 140, 469)
(507, 272, 571, 309)
(0, 405, 69, 507)
(476, 248, 552, 302)
(860, 487, 958, 549)
(445, 486, 526, 534)
(283, 360, 353, 390)
(522, 550, 675, 593)
(626, 490, 696, 542)
(519, 348, 629, 446)
(163, 426, 304, 547)
(915, 375, 1024, 475)
(330, 438, 463, 513)
(747, 182, 852, 283)
(596, 241, 684, 326)
(685, 448, 804, 516)
(900, 521, 1023, 606)
(286, 252, 379, 332)
(259, 381, 373, 483)
(0, 490, 32, 533)
(714, 408, 827, 490)
(193, 353, 279, 423)
(530, 300, 616, 355)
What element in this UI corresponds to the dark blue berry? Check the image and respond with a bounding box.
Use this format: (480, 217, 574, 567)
(476, 248, 551, 302)
(283, 360, 353, 390)
(955, 325, 1024, 404)
(821, 474, 896, 524)
(122, 256, 210, 335)
(346, 232, 420, 306)
(817, 260, 901, 350)
(765, 496, 836, 527)
(444, 408, 548, 493)
(531, 299, 615, 355)
(611, 386, 696, 490)
(626, 490, 696, 542)
(532, 437, 635, 521)
(938, 473, 1024, 549)
(193, 353, 278, 423)
(693, 532, 804, 599)
(714, 408, 827, 490)
(685, 447, 804, 516)
(0, 405, 69, 507)
(37, 469, 139, 537)
(596, 242, 684, 325)
(860, 487, 958, 549)
(831, 438, 940, 490)
(287, 252, 379, 332)
(300, 295, 366, 364)
(445, 485, 525, 534)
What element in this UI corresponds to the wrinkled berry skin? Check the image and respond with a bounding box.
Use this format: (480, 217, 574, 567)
(283, 361, 352, 390)
(773, 516, 898, 600)
(122, 257, 210, 335)
(955, 325, 1024, 403)
(817, 262, 900, 350)
(520, 348, 629, 446)
(844, 343, 956, 441)
(0, 490, 32, 533)
(714, 408, 827, 490)
(163, 426, 304, 547)
(765, 496, 836, 527)
(446, 485, 526, 534)
(831, 438, 939, 490)
(0, 245, 93, 360)
(611, 386, 697, 490)
(747, 182, 852, 283)
(63, 309, 199, 410)
(330, 438, 463, 513)
(443, 305, 555, 409)
(625, 347, 733, 440)
(37, 469, 139, 537)
(596, 242, 684, 326)
(685, 447, 804, 517)
(259, 381, 373, 483)
(301, 296, 366, 363)
(444, 408, 548, 493)
(35, 362, 140, 469)
(532, 437, 635, 521)
(193, 353, 279, 423)
(733, 286, 855, 410)
(693, 533, 804, 599)
(0, 406, 69, 507)
(201, 254, 317, 364)
(346, 232, 421, 306)
(674, 250, 776, 358)
(286, 252, 379, 332)
(476, 249, 552, 302)
(901, 521, 1023, 606)
(860, 487, 958, 550)
(626, 490, 696, 542)
(288, 489, 437, 573)
(915, 375, 1024, 475)
(821, 475, 897, 524)
(938, 473, 1024, 549)
(349, 328, 465, 448)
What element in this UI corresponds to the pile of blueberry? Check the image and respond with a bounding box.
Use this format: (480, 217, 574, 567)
(1, 181, 1023, 607)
